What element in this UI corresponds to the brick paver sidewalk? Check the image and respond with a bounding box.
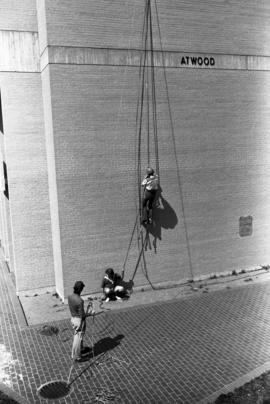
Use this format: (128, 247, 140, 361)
(1, 262, 270, 403)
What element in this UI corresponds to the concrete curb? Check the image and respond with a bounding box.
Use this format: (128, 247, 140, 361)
(0, 382, 29, 404)
(20, 269, 270, 327)
(198, 361, 270, 404)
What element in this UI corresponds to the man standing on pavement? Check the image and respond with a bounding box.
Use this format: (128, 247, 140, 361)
(68, 281, 94, 362)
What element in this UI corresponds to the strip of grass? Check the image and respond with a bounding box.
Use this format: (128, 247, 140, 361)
(215, 370, 270, 403)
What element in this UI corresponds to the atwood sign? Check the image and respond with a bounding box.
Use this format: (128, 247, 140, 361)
(180, 55, 215, 67)
(171, 53, 247, 70)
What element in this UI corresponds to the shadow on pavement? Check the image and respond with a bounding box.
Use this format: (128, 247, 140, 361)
(93, 334, 125, 356)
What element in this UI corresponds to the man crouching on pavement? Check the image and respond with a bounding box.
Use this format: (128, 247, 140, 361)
(68, 281, 94, 362)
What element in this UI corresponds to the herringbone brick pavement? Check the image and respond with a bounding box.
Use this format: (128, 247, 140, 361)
(1, 262, 270, 403)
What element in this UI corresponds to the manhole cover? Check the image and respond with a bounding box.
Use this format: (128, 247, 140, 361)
(37, 380, 72, 399)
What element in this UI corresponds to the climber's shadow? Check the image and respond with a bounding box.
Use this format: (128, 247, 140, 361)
(144, 186, 178, 248)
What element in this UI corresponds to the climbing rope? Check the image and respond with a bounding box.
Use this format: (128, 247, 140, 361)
(122, 0, 161, 285)
(136, 0, 160, 281)
(149, 0, 160, 180)
(118, 0, 161, 285)
(137, 0, 151, 222)
(121, 211, 140, 279)
(121, 0, 152, 280)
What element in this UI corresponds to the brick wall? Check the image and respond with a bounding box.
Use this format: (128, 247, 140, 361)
(0, 0, 37, 32)
(38, 0, 270, 298)
(0, 0, 54, 294)
(47, 65, 192, 297)
(45, 63, 270, 298)
(0, 73, 55, 292)
(41, 0, 270, 55)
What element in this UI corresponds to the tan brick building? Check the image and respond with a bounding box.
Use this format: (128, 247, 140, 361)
(1, 0, 270, 301)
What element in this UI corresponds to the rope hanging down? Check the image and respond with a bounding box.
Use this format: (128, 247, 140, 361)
(121, 0, 150, 280)
(122, 0, 159, 281)
(122, 0, 195, 285)
(132, 0, 160, 283)
(136, 0, 160, 190)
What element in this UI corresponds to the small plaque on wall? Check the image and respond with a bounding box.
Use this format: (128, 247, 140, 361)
(239, 216, 253, 237)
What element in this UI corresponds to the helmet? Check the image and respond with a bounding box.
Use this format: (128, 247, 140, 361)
(146, 167, 154, 175)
